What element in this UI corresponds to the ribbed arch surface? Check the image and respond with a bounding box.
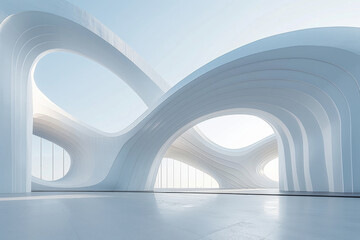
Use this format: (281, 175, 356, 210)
(163, 126, 278, 189)
(28, 30, 360, 193)
(0, 8, 167, 192)
(2, 0, 360, 195)
(35, 51, 148, 133)
(154, 158, 219, 189)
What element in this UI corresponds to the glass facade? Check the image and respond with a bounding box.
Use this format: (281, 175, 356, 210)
(154, 158, 219, 189)
(32, 135, 71, 181)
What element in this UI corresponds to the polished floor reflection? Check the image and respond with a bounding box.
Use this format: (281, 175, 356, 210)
(0, 192, 359, 240)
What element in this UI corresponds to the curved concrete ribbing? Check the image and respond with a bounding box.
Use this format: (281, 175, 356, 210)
(0, 6, 167, 192)
(105, 40, 360, 193)
(30, 31, 360, 193)
(2, 0, 360, 194)
(165, 129, 278, 189)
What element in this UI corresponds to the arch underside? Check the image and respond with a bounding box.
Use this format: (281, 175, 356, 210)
(165, 128, 278, 189)
(1, 1, 360, 193)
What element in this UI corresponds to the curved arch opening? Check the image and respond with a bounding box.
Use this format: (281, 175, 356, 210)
(32, 135, 71, 181)
(263, 158, 279, 182)
(34, 51, 148, 133)
(152, 113, 279, 192)
(195, 114, 274, 149)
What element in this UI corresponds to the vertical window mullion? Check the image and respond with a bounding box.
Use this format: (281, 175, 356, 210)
(40, 138, 42, 180)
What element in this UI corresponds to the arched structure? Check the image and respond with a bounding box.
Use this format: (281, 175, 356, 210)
(1, 0, 360, 194)
(164, 128, 278, 189)
(0, 2, 168, 192)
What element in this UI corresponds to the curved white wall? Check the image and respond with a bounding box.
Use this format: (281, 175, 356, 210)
(1, 0, 360, 194)
(0, 2, 167, 192)
(164, 128, 278, 189)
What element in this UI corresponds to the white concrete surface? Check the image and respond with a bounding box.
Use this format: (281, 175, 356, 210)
(0, 192, 359, 239)
(3, 0, 360, 194)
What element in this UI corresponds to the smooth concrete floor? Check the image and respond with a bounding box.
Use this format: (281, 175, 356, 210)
(0, 192, 359, 240)
(155, 188, 360, 197)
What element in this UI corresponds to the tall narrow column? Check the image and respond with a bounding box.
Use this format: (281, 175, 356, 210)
(0, 20, 32, 193)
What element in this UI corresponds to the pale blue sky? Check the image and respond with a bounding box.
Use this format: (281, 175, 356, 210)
(196, 115, 274, 149)
(34, 0, 360, 132)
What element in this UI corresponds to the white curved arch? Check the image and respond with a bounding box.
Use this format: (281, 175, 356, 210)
(2, 0, 360, 195)
(31, 32, 360, 193)
(0, 5, 168, 192)
(165, 128, 278, 189)
(117, 38, 360, 193)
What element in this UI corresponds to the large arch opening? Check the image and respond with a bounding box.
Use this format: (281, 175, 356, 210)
(263, 158, 279, 182)
(34, 51, 148, 133)
(195, 115, 275, 149)
(153, 114, 279, 192)
(29, 39, 162, 189)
